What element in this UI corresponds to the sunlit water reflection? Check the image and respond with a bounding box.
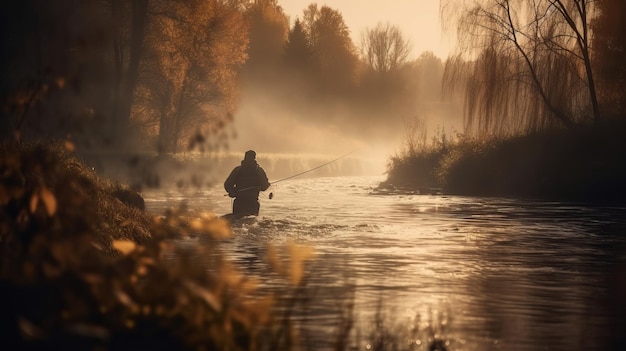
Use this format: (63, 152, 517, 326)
(143, 176, 626, 351)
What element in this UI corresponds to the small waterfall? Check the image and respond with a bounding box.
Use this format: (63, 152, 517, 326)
(81, 151, 385, 189)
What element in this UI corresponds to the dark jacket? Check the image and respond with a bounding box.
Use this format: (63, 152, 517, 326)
(224, 159, 270, 200)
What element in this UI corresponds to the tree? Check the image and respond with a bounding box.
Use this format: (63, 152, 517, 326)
(138, 0, 249, 153)
(414, 52, 444, 103)
(360, 22, 411, 75)
(302, 4, 359, 94)
(284, 18, 312, 71)
(110, 0, 149, 143)
(243, 0, 289, 75)
(0, 0, 114, 143)
(592, 0, 626, 117)
(442, 0, 600, 136)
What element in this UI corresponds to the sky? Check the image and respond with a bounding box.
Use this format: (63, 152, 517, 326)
(278, 0, 455, 59)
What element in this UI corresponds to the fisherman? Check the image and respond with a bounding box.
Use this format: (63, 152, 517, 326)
(224, 150, 271, 217)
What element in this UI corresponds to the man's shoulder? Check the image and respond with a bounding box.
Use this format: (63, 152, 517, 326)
(228, 166, 242, 176)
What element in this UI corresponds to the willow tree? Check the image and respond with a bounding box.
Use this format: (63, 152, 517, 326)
(442, 0, 600, 136)
(136, 0, 248, 153)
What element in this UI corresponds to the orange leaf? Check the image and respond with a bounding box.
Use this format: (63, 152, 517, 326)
(40, 187, 57, 216)
(112, 240, 136, 255)
(29, 194, 39, 213)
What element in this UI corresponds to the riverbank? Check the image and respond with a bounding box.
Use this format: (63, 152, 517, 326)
(383, 118, 626, 204)
(0, 141, 298, 350)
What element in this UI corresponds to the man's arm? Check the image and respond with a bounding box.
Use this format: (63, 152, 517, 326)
(258, 167, 271, 191)
(224, 167, 240, 197)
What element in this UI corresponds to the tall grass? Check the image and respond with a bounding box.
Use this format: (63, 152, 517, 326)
(383, 119, 454, 192)
(384, 118, 626, 203)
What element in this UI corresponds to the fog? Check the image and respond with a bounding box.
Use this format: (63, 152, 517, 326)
(227, 90, 390, 177)
(225, 73, 463, 180)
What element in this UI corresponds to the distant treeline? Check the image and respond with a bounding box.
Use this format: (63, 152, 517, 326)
(2, 1, 624, 157)
(0, 0, 457, 155)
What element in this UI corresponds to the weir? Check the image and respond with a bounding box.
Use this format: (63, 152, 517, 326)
(80, 150, 386, 190)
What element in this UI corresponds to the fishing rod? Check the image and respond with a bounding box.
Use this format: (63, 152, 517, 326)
(269, 149, 358, 185)
(224, 149, 358, 200)
(262, 149, 357, 200)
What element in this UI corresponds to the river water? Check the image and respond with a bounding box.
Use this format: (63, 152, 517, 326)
(143, 175, 626, 351)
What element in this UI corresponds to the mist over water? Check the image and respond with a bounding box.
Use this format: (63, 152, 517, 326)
(222, 79, 447, 183)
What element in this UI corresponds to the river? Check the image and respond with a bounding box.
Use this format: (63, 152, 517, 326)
(143, 175, 626, 351)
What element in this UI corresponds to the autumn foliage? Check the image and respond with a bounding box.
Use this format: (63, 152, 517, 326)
(0, 142, 316, 350)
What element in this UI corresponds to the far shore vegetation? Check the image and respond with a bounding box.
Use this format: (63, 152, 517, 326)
(383, 117, 626, 203)
(383, 0, 626, 204)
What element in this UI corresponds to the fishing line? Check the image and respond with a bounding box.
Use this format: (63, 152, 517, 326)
(269, 149, 358, 185)
(266, 149, 358, 199)
(224, 149, 358, 200)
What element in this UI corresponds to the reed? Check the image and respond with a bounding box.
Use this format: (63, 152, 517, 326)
(384, 117, 626, 203)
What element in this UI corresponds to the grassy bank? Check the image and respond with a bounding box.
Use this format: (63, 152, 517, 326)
(383, 118, 626, 203)
(0, 141, 298, 350)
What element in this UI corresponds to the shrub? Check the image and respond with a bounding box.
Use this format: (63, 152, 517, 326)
(0, 141, 306, 350)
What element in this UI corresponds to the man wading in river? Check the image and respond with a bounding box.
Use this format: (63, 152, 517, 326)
(224, 150, 271, 217)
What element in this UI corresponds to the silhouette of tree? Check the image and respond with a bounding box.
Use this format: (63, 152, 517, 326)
(136, 0, 248, 153)
(284, 18, 313, 71)
(442, 0, 600, 136)
(243, 0, 289, 76)
(110, 0, 148, 144)
(360, 22, 411, 75)
(414, 52, 444, 103)
(302, 4, 359, 94)
(0, 0, 115, 143)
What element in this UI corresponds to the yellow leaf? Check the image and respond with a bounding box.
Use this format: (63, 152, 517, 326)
(29, 193, 39, 213)
(40, 187, 57, 216)
(115, 291, 138, 313)
(207, 218, 232, 239)
(190, 219, 203, 231)
(288, 242, 316, 261)
(112, 240, 136, 255)
(184, 281, 221, 311)
(288, 242, 316, 286)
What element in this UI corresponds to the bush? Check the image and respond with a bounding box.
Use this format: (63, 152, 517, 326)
(383, 118, 626, 203)
(0, 141, 299, 350)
